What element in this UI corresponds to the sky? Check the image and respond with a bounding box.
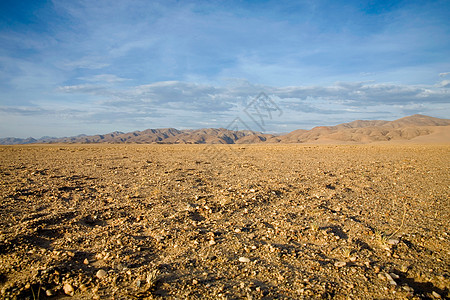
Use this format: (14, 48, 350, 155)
(0, 0, 449, 138)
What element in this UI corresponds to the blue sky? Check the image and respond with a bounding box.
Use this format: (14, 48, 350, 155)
(0, 0, 449, 138)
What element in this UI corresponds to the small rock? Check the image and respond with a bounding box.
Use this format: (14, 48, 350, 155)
(239, 257, 251, 263)
(209, 239, 216, 245)
(334, 261, 346, 268)
(402, 285, 414, 292)
(432, 291, 441, 298)
(384, 273, 397, 286)
(63, 283, 74, 296)
(83, 258, 89, 265)
(387, 239, 399, 245)
(46, 289, 54, 296)
(96, 269, 107, 279)
(192, 279, 198, 285)
(389, 273, 399, 279)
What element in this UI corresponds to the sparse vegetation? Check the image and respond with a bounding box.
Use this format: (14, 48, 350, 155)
(374, 229, 389, 244)
(342, 247, 353, 258)
(310, 222, 319, 231)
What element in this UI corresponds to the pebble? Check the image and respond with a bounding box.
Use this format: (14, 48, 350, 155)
(384, 273, 397, 286)
(389, 273, 399, 279)
(209, 239, 216, 245)
(432, 291, 441, 298)
(239, 257, 251, 263)
(46, 290, 54, 296)
(96, 269, 107, 279)
(402, 285, 413, 292)
(387, 239, 399, 245)
(334, 261, 346, 268)
(83, 258, 89, 265)
(63, 283, 74, 296)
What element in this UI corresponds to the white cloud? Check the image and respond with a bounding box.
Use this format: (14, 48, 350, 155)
(79, 74, 129, 83)
(53, 79, 450, 118)
(437, 80, 450, 88)
(3, 78, 450, 138)
(57, 84, 107, 94)
(2, 1, 450, 137)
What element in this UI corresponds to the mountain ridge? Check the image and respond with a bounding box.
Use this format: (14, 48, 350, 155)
(1, 114, 449, 145)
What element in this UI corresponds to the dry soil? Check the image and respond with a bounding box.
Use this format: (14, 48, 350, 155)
(0, 144, 449, 299)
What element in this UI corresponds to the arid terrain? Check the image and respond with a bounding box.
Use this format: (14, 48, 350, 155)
(1, 114, 449, 145)
(0, 144, 449, 299)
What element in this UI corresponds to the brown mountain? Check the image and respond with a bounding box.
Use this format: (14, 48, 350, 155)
(272, 114, 450, 143)
(1, 114, 449, 145)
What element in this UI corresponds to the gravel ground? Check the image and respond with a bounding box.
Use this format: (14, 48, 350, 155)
(0, 144, 449, 299)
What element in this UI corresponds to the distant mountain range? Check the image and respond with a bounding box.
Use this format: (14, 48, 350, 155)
(1, 114, 449, 145)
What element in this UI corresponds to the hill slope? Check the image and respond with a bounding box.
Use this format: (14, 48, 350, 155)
(1, 114, 449, 145)
(272, 115, 450, 143)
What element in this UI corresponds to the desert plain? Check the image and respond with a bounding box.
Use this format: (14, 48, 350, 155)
(0, 143, 449, 299)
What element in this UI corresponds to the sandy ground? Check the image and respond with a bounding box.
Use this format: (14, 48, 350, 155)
(0, 144, 449, 299)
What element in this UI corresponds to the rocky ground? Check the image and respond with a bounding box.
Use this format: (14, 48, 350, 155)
(0, 144, 448, 299)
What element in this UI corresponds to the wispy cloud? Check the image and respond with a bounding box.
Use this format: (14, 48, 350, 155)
(33, 79, 450, 128)
(78, 74, 129, 83)
(60, 58, 110, 70)
(1, 0, 449, 137)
